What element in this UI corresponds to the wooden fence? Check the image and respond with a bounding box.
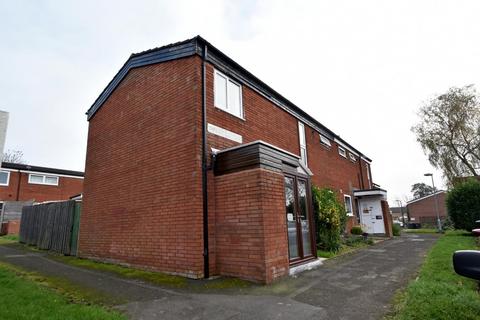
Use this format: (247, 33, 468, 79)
(19, 200, 81, 256)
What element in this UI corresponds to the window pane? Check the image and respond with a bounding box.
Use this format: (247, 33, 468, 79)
(30, 175, 44, 183)
(300, 147, 307, 166)
(214, 72, 227, 110)
(345, 196, 352, 213)
(0, 171, 8, 185)
(298, 180, 312, 256)
(227, 80, 241, 117)
(298, 122, 306, 147)
(45, 176, 58, 185)
(285, 177, 299, 259)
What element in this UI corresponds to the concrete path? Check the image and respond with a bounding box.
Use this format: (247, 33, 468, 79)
(0, 233, 438, 320)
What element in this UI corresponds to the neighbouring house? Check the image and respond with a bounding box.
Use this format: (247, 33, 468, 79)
(79, 36, 391, 283)
(406, 191, 447, 226)
(0, 162, 84, 202)
(0, 162, 84, 235)
(390, 206, 407, 223)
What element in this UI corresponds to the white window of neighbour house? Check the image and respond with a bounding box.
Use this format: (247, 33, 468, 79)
(298, 121, 307, 166)
(344, 195, 353, 216)
(0, 170, 10, 186)
(319, 134, 331, 147)
(214, 70, 243, 119)
(28, 174, 59, 186)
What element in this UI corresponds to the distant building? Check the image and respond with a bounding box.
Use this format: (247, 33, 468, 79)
(406, 191, 448, 226)
(0, 162, 84, 203)
(390, 206, 407, 221)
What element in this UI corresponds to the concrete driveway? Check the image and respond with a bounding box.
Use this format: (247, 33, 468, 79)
(0, 233, 438, 320)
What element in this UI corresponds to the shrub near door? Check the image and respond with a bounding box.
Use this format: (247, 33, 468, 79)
(312, 186, 347, 252)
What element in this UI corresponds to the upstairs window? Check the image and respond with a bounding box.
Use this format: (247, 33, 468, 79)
(344, 195, 353, 216)
(0, 170, 10, 186)
(298, 121, 307, 166)
(319, 134, 331, 147)
(338, 146, 347, 158)
(28, 174, 59, 186)
(349, 153, 357, 162)
(214, 70, 243, 119)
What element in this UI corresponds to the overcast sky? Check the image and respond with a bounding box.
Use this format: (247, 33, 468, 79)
(2, 0, 479, 204)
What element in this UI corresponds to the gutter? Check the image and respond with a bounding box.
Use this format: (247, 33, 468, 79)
(201, 43, 210, 279)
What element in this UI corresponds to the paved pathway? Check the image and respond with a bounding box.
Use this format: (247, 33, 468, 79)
(0, 233, 438, 320)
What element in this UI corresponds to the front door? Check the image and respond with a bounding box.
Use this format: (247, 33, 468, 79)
(360, 199, 385, 234)
(284, 176, 314, 263)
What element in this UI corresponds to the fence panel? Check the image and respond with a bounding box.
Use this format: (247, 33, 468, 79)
(19, 200, 81, 255)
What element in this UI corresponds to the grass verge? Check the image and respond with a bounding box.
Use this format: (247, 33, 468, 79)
(403, 228, 439, 234)
(52, 255, 188, 288)
(317, 236, 374, 258)
(385, 230, 480, 320)
(0, 262, 125, 320)
(52, 255, 253, 290)
(0, 234, 19, 245)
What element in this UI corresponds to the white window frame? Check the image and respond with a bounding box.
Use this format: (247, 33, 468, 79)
(349, 153, 357, 162)
(298, 121, 307, 166)
(319, 134, 331, 147)
(366, 164, 371, 188)
(214, 69, 244, 119)
(338, 146, 347, 158)
(28, 174, 59, 186)
(0, 170, 10, 186)
(344, 195, 353, 216)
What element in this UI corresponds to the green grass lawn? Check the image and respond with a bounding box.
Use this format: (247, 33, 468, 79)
(386, 230, 480, 320)
(0, 262, 125, 320)
(403, 228, 439, 234)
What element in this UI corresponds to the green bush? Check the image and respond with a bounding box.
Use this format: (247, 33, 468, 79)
(392, 223, 402, 236)
(446, 179, 480, 231)
(312, 186, 347, 252)
(350, 226, 363, 235)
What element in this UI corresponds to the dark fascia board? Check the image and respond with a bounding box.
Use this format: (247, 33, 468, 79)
(86, 35, 371, 161)
(214, 140, 301, 176)
(2, 162, 84, 177)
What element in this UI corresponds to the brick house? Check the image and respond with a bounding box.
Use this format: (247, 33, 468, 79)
(0, 162, 84, 235)
(0, 162, 84, 203)
(80, 36, 391, 283)
(406, 191, 447, 226)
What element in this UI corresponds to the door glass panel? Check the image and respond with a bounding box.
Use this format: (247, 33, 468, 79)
(298, 180, 312, 256)
(285, 177, 299, 259)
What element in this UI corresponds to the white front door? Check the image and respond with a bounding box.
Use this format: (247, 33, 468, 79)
(359, 199, 385, 234)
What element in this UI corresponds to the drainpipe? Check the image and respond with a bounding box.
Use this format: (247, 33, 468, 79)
(201, 43, 210, 279)
(16, 170, 22, 201)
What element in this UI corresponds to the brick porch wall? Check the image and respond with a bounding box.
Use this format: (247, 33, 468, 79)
(214, 168, 289, 283)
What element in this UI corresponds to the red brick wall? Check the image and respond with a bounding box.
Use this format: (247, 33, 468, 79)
(407, 193, 447, 221)
(1, 220, 20, 235)
(79, 56, 205, 278)
(213, 168, 289, 283)
(205, 63, 372, 224)
(0, 171, 83, 202)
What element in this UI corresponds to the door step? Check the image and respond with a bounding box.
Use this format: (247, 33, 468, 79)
(289, 258, 325, 276)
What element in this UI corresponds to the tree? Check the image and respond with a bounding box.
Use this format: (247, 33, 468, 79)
(2, 149, 26, 164)
(412, 85, 480, 185)
(411, 182, 437, 199)
(446, 178, 480, 231)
